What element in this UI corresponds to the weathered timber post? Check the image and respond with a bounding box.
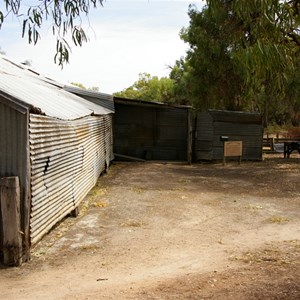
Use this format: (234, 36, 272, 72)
(187, 109, 193, 165)
(0, 177, 22, 266)
(70, 207, 79, 217)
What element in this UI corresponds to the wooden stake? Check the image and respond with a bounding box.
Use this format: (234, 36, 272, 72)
(0, 177, 22, 266)
(70, 206, 79, 218)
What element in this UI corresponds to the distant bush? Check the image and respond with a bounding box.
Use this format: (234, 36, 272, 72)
(284, 127, 300, 139)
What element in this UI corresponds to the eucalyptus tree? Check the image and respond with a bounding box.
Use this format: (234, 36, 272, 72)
(171, 4, 245, 111)
(173, 0, 300, 125)
(0, 0, 103, 66)
(206, 0, 300, 125)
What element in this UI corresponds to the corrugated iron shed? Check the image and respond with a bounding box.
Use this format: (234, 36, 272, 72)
(0, 56, 114, 261)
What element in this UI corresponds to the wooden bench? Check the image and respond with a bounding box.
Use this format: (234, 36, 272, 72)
(284, 142, 300, 158)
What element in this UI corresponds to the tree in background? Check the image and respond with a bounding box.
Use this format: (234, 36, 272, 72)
(172, 1, 300, 126)
(71, 82, 100, 92)
(0, 0, 103, 66)
(170, 5, 244, 111)
(114, 73, 176, 105)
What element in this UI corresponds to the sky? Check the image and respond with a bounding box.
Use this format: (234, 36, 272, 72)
(0, 0, 205, 94)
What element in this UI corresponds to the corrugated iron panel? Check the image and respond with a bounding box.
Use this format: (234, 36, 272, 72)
(63, 86, 115, 113)
(0, 99, 29, 186)
(29, 114, 113, 244)
(0, 99, 30, 253)
(105, 115, 114, 165)
(0, 57, 113, 120)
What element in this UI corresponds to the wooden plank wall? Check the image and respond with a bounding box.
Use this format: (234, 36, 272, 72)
(195, 111, 263, 161)
(114, 103, 189, 161)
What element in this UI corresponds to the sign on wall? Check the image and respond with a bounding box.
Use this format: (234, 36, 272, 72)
(223, 141, 243, 164)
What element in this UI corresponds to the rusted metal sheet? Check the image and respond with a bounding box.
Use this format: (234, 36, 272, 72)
(29, 114, 113, 244)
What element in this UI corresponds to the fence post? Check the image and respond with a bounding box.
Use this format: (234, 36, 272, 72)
(271, 138, 275, 151)
(0, 177, 22, 266)
(187, 109, 193, 165)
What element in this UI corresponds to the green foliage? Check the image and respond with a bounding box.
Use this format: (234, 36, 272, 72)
(171, 5, 245, 111)
(0, 0, 103, 66)
(171, 1, 300, 126)
(71, 82, 87, 89)
(114, 73, 176, 104)
(71, 82, 100, 91)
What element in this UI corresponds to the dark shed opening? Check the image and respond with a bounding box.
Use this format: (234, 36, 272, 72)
(113, 97, 192, 162)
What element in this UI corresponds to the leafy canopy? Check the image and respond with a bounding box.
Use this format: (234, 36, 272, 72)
(171, 0, 300, 125)
(114, 73, 176, 105)
(0, 0, 103, 66)
(71, 82, 100, 91)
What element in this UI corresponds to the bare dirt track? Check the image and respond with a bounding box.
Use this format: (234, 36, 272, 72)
(0, 154, 300, 299)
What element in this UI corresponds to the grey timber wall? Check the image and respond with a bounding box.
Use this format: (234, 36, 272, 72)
(114, 99, 190, 161)
(195, 110, 263, 161)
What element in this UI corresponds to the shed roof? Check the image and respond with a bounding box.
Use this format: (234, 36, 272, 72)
(64, 85, 114, 112)
(208, 109, 262, 124)
(114, 96, 192, 110)
(0, 56, 113, 120)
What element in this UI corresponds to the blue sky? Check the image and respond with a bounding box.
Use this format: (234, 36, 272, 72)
(0, 0, 205, 93)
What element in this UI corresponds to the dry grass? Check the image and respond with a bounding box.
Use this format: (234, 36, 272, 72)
(120, 220, 147, 227)
(268, 216, 290, 223)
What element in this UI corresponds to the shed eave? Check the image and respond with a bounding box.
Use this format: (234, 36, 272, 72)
(114, 97, 192, 110)
(0, 90, 30, 114)
(63, 85, 113, 101)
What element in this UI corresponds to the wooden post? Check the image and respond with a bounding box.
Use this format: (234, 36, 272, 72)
(187, 109, 193, 165)
(70, 206, 79, 218)
(0, 177, 22, 266)
(271, 137, 275, 151)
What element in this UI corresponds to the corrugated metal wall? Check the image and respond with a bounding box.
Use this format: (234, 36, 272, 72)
(29, 114, 113, 244)
(195, 111, 263, 161)
(0, 99, 30, 256)
(114, 103, 189, 160)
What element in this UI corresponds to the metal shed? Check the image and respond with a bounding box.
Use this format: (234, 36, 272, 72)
(195, 110, 263, 161)
(0, 57, 114, 262)
(113, 97, 192, 162)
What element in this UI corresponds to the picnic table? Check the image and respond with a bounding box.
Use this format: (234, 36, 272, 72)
(284, 141, 300, 158)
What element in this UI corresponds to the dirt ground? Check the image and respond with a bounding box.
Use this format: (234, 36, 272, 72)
(0, 153, 300, 299)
